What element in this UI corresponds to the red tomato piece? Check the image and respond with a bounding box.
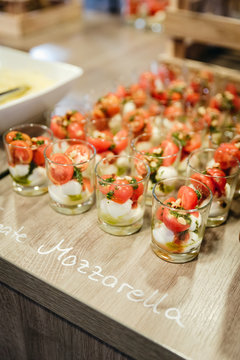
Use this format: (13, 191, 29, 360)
(87, 130, 113, 153)
(82, 177, 94, 193)
(129, 84, 147, 107)
(190, 173, 215, 197)
(65, 144, 91, 171)
(177, 185, 198, 210)
(5, 131, 31, 145)
(108, 179, 133, 204)
(99, 93, 120, 117)
(156, 197, 176, 222)
(214, 143, 240, 169)
(206, 168, 227, 195)
(184, 133, 201, 153)
(112, 129, 129, 154)
(161, 140, 179, 166)
(9, 140, 33, 165)
(130, 176, 144, 202)
(49, 153, 74, 185)
(123, 109, 146, 134)
(50, 116, 67, 139)
(98, 174, 116, 195)
(67, 122, 85, 140)
(32, 136, 51, 167)
(163, 208, 190, 233)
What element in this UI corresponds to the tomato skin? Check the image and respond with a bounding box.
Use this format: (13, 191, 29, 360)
(156, 197, 176, 222)
(206, 168, 226, 195)
(98, 174, 116, 195)
(129, 84, 147, 107)
(99, 93, 120, 117)
(225, 83, 238, 96)
(67, 122, 85, 140)
(177, 185, 198, 210)
(82, 177, 93, 193)
(65, 144, 91, 171)
(163, 208, 190, 233)
(32, 136, 51, 167)
(161, 140, 179, 166)
(5, 131, 31, 145)
(109, 179, 133, 204)
(87, 130, 113, 153)
(112, 129, 129, 154)
(50, 116, 67, 139)
(9, 140, 33, 164)
(130, 176, 144, 202)
(190, 173, 215, 196)
(49, 153, 74, 185)
(214, 143, 240, 170)
(123, 109, 146, 134)
(184, 133, 202, 153)
(138, 71, 155, 91)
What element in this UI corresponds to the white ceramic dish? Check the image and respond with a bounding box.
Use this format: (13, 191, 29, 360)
(0, 46, 83, 134)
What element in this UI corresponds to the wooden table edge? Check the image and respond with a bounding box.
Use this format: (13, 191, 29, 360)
(0, 257, 185, 360)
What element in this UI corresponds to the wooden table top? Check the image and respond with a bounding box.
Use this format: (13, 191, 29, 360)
(0, 11, 240, 360)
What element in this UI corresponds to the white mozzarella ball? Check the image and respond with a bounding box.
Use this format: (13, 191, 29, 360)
(156, 166, 178, 181)
(28, 167, 46, 186)
(100, 198, 132, 218)
(152, 223, 175, 245)
(116, 156, 129, 168)
(209, 200, 226, 217)
(189, 213, 202, 232)
(100, 164, 118, 175)
(109, 114, 122, 131)
(136, 141, 151, 152)
(9, 164, 29, 178)
(123, 101, 136, 116)
(60, 180, 82, 196)
(48, 185, 65, 203)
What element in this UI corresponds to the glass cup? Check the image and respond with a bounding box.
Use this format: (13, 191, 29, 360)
(3, 123, 53, 196)
(187, 148, 239, 227)
(151, 176, 212, 263)
(95, 154, 150, 236)
(131, 132, 181, 205)
(44, 139, 96, 215)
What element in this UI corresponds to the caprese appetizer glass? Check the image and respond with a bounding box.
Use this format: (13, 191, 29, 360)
(44, 139, 96, 215)
(95, 154, 150, 236)
(49, 107, 86, 140)
(131, 132, 181, 205)
(3, 124, 53, 196)
(187, 148, 239, 227)
(151, 176, 212, 263)
(86, 117, 131, 162)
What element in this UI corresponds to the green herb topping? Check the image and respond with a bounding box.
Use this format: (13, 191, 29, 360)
(73, 166, 83, 185)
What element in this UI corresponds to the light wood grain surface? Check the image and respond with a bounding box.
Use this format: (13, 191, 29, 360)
(0, 11, 240, 360)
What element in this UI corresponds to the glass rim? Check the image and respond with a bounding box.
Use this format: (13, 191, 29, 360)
(95, 154, 150, 186)
(187, 147, 240, 179)
(3, 123, 53, 147)
(131, 132, 182, 159)
(44, 139, 96, 166)
(152, 176, 213, 213)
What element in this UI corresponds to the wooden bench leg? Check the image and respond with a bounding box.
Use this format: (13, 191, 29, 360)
(173, 38, 186, 58)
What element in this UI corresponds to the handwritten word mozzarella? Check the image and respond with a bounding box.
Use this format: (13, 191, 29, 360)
(38, 239, 184, 328)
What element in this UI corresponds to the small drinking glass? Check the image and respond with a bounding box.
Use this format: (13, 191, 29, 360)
(95, 154, 150, 236)
(187, 148, 239, 227)
(151, 176, 212, 263)
(3, 123, 53, 196)
(131, 132, 181, 205)
(44, 139, 96, 215)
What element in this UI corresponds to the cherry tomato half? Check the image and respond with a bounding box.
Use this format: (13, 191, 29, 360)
(190, 173, 215, 197)
(49, 153, 74, 185)
(112, 129, 129, 154)
(161, 140, 179, 166)
(98, 174, 116, 195)
(87, 130, 113, 153)
(206, 168, 226, 195)
(163, 208, 190, 233)
(130, 176, 144, 202)
(214, 143, 240, 170)
(9, 140, 33, 165)
(67, 122, 85, 140)
(177, 185, 198, 210)
(108, 179, 133, 204)
(65, 144, 91, 171)
(156, 197, 176, 222)
(5, 131, 31, 145)
(50, 116, 67, 139)
(32, 136, 51, 167)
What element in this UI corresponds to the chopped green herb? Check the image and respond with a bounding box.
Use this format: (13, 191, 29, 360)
(36, 140, 44, 146)
(129, 115, 135, 122)
(195, 189, 202, 200)
(13, 132, 23, 141)
(106, 190, 114, 200)
(109, 144, 116, 150)
(129, 177, 138, 190)
(73, 166, 83, 185)
(99, 177, 115, 186)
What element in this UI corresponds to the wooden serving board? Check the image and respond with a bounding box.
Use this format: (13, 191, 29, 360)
(0, 174, 240, 360)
